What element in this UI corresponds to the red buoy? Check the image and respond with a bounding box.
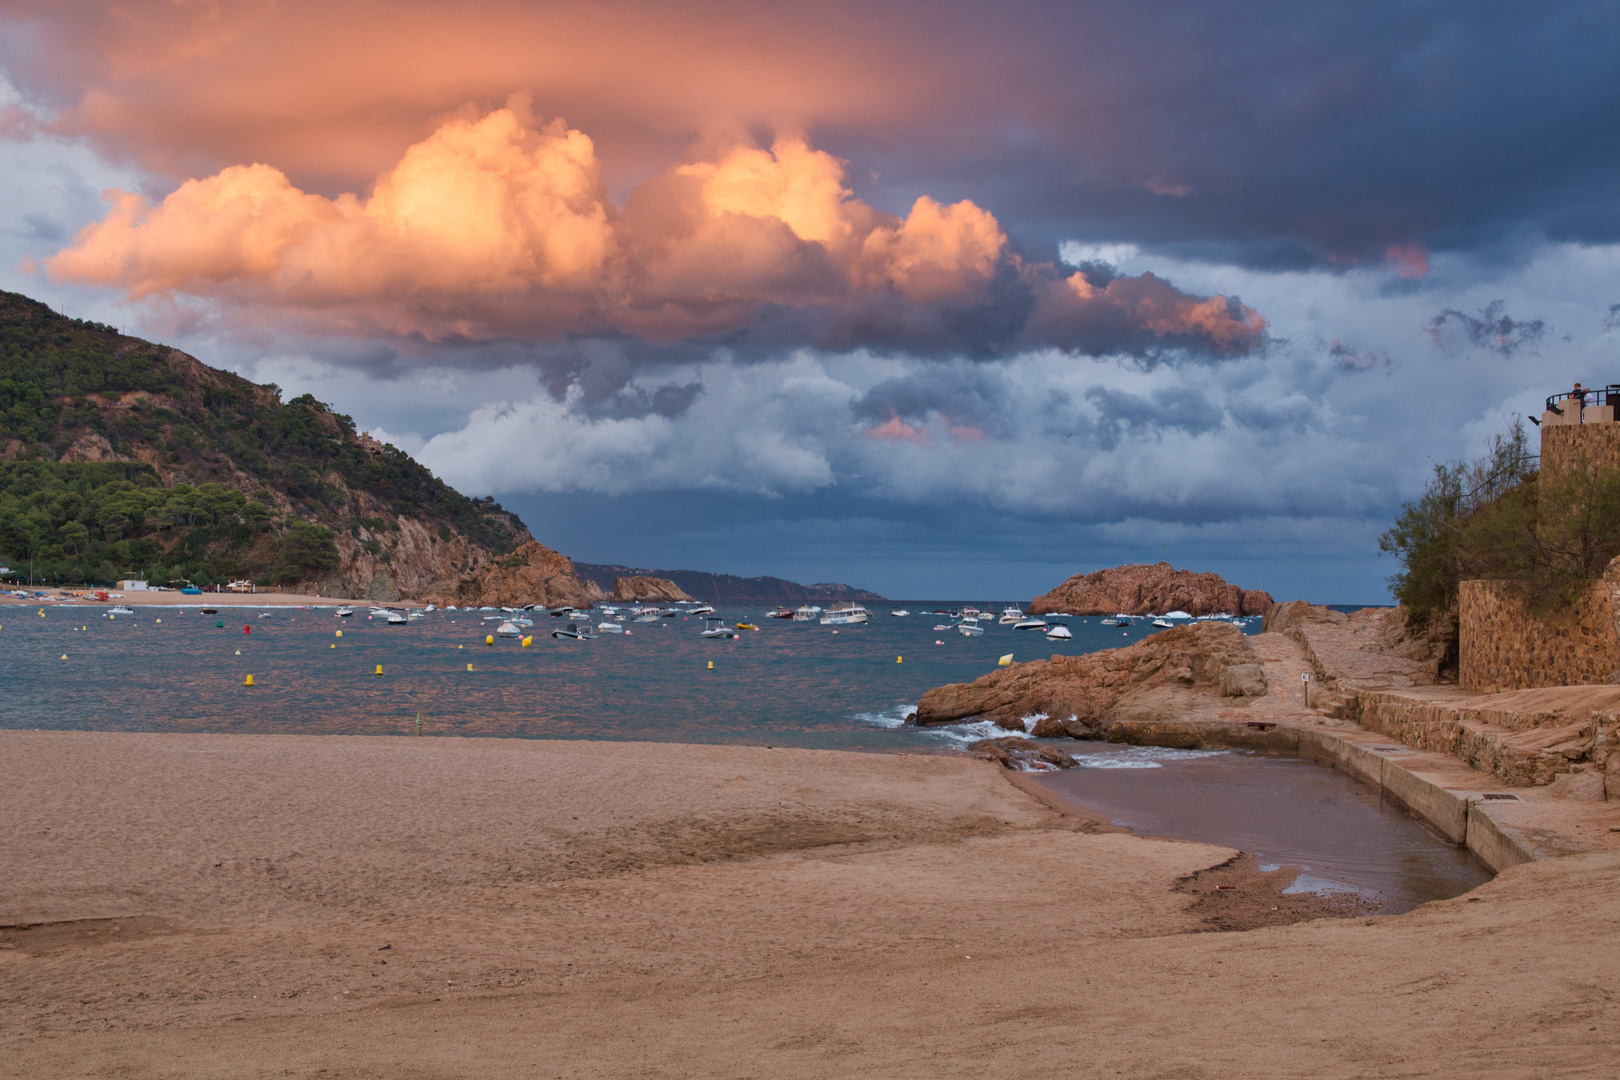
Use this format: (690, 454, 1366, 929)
(243, 625, 251, 634)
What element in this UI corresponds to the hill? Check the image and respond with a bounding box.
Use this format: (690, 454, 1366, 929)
(573, 563, 886, 605)
(0, 290, 584, 601)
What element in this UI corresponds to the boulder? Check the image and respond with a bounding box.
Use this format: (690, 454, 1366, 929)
(1218, 663, 1268, 697)
(612, 576, 694, 603)
(915, 622, 1263, 735)
(968, 737, 1078, 771)
(1027, 562, 1272, 617)
(1261, 599, 1345, 634)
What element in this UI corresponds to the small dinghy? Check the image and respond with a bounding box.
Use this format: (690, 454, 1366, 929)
(1045, 624, 1073, 641)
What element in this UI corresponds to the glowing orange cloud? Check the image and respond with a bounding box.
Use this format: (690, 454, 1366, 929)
(864, 416, 929, 443)
(47, 108, 1016, 343)
(1385, 243, 1429, 279)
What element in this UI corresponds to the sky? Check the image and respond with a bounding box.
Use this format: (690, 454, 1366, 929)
(2, 0, 1618, 602)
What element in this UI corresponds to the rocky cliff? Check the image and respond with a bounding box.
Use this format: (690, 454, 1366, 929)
(0, 290, 540, 598)
(915, 622, 1267, 736)
(1027, 562, 1273, 617)
(611, 576, 693, 602)
(449, 542, 603, 609)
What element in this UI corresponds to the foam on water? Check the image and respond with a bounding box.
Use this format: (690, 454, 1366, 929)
(1070, 745, 1232, 769)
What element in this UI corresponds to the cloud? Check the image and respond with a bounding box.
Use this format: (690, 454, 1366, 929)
(44, 106, 1266, 359)
(1425, 300, 1547, 356)
(1327, 339, 1388, 372)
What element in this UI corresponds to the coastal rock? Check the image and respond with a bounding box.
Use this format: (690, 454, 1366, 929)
(968, 737, 1078, 770)
(452, 542, 602, 609)
(1027, 562, 1272, 617)
(1218, 663, 1268, 698)
(1261, 599, 1345, 634)
(915, 622, 1263, 735)
(612, 576, 694, 603)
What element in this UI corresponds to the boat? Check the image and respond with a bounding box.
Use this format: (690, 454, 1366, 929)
(1045, 624, 1073, 641)
(632, 611, 661, 624)
(335, 606, 354, 617)
(108, 605, 135, 616)
(1013, 618, 1048, 631)
(766, 607, 796, 619)
(957, 618, 984, 637)
(494, 620, 523, 637)
(257, 612, 274, 618)
(819, 604, 869, 626)
(385, 611, 408, 625)
(700, 617, 738, 639)
(792, 605, 821, 621)
(1151, 618, 1174, 628)
(736, 622, 759, 631)
(689, 604, 716, 616)
(890, 609, 910, 617)
(596, 621, 626, 634)
(961, 607, 981, 619)
(200, 607, 219, 615)
(998, 607, 1024, 625)
(551, 621, 596, 640)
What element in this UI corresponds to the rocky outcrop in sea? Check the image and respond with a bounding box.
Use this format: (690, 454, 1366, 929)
(1026, 561, 1272, 617)
(915, 621, 1267, 737)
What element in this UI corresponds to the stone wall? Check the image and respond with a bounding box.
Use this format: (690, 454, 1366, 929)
(1459, 578, 1620, 692)
(1540, 421, 1620, 486)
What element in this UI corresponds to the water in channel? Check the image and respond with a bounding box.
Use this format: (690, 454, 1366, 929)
(1033, 743, 1492, 914)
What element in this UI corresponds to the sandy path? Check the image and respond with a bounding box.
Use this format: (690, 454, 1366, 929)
(3, 731, 1618, 1078)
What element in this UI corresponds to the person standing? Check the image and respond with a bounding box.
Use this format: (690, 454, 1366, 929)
(1572, 381, 1589, 420)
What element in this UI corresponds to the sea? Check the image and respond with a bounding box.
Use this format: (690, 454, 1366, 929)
(0, 599, 1489, 912)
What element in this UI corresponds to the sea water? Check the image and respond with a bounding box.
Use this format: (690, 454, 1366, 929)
(0, 603, 1213, 747)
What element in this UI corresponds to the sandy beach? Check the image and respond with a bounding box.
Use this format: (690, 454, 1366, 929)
(2, 730, 1617, 1078)
(0, 590, 400, 608)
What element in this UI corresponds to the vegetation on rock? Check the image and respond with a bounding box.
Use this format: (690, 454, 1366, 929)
(0, 290, 527, 591)
(1379, 418, 1620, 617)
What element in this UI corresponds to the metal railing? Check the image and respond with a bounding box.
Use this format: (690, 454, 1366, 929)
(1545, 385, 1620, 415)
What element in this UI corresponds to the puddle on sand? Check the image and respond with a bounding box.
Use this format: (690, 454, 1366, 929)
(1033, 744, 1492, 915)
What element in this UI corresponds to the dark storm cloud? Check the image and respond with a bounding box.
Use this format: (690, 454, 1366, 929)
(1425, 300, 1548, 355)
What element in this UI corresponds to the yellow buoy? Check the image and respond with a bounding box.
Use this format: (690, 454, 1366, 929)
(335, 630, 343, 637)
(60, 654, 67, 660)
(330, 643, 336, 648)
(485, 635, 494, 646)
(466, 663, 473, 671)
(521, 635, 532, 647)
(375, 664, 384, 676)
(234, 650, 241, 655)
(156, 618, 161, 623)
(897, 656, 903, 663)
(998, 654, 1013, 667)
(707, 660, 714, 670)
(244, 674, 254, 686)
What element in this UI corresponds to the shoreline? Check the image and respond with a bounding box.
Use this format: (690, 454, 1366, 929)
(0, 590, 413, 608)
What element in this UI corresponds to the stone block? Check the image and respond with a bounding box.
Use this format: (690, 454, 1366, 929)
(1218, 663, 1268, 697)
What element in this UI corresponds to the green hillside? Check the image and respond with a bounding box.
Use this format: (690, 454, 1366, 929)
(0, 290, 527, 591)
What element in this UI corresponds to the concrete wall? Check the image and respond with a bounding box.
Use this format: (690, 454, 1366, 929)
(1458, 579, 1620, 692)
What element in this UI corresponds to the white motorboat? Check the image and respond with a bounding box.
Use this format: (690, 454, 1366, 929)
(766, 606, 796, 619)
(597, 621, 626, 634)
(961, 607, 982, 619)
(335, 606, 354, 617)
(792, 605, 821, 621)
(257, 612, 273, 618)
(632, 612, 661, 624)
(998, 607, 1024, 625)
(1045, 624, 1073, 641)
(385, 611, 408, 625)
(107, 605, 135, 616)
(957, 618, 985, 637)
(495, 620, 523, 637)
(1013, 618, 1048, 631)
(700, 617, 738, 639)
(1163, 610, 1193, 621)
(551, 621, 596, 640)
(820, 604, 869, 626)
(1151, 618, 1174, 628)
(890, 609, 910, 617)
(689, 604, 715, 616)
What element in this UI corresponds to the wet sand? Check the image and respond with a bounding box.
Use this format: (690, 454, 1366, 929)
(2, 730, 1618, 1078)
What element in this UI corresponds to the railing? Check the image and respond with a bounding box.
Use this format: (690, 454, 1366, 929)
(1545, 385, 1620, 414)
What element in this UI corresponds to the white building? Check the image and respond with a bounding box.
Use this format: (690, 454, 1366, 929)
(118, 579, 149, 591)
